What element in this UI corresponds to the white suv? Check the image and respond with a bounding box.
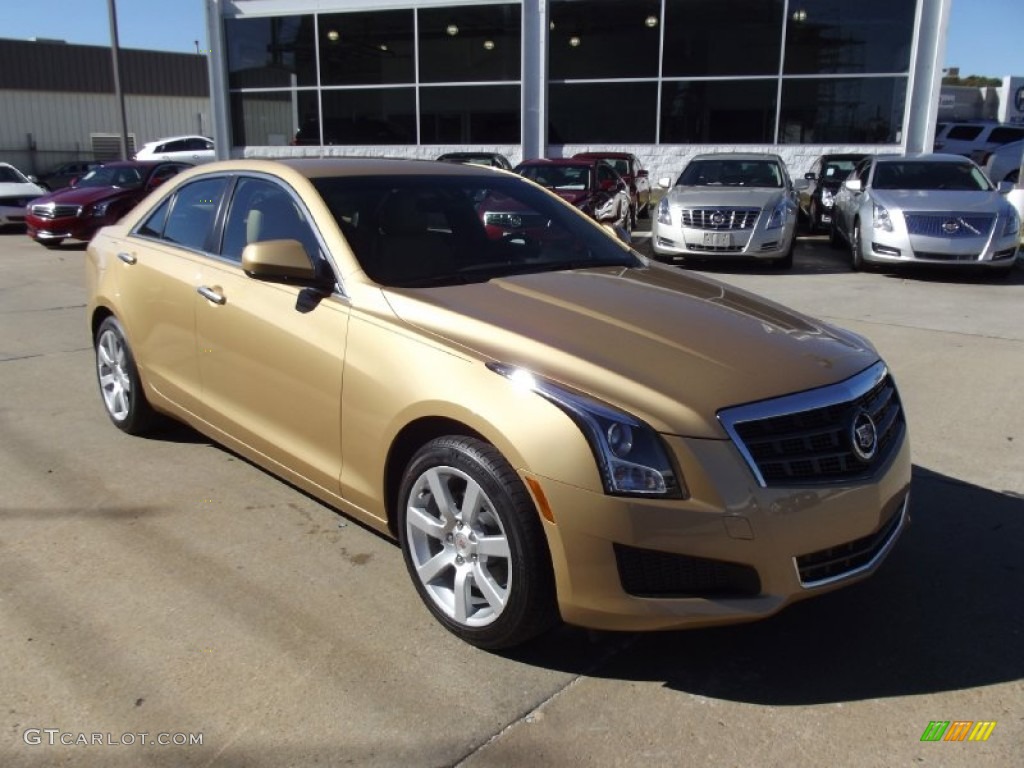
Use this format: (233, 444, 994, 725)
(981, 138, 1023, 184)
(933, 122, 1024, 158)
(134, 135, 215, 165)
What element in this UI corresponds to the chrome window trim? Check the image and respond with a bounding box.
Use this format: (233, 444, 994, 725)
(794, 494, 909, 590)
(717, 361, 889, 488)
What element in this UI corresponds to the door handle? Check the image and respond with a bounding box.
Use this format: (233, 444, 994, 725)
(117, 252, 136, 265)
(197, 286, 226, 305)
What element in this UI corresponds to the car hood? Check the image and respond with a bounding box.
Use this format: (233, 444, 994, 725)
(0, 181, 46, 200)
(35, 186, 134, 206)
(667, 186, 784, 208)
(382, 264, 877, 438)
(872, 189, 1010, 213)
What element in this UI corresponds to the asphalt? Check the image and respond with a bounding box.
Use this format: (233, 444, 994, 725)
(1, 227, 1021, 768)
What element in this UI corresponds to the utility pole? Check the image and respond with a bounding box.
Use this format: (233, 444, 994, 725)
(107, 0, 131, 160)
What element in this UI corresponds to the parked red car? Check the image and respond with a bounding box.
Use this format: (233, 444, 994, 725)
(514, 158, 631, 234)
(573, 151, 652, 225)
(26, 161, 189, 248)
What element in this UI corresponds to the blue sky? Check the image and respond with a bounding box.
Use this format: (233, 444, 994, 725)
(2, 0, 1022, 77)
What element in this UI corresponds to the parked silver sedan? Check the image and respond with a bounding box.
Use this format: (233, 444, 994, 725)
(831, 153, 1020, 275)
(652, 153, 804, 269)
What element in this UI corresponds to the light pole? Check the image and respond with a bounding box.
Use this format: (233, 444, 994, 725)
(107, 0, 131, 160)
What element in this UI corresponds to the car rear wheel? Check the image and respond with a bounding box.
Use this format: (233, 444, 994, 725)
(398, 436, 558, 649)
(850, 220, 865, 271)
(94, 316, 157, 434)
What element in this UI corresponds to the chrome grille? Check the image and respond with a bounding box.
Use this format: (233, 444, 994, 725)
(30, 203, 81, 219)
(718, 363, 905, 488)
(903, 212, 994, 238)
(680, 207, 760, 230)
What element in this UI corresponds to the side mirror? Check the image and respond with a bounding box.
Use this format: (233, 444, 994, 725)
(804, 172, 816, 181)
(844, 178, 863, 192)
(68, 177, 79, 188)
(242, 239, 325, 286)
(636, 169, 649, 178)
(27, 175, 40, 183)
(658, 176, 672, 189)
(997, 180, 1014, 194)
(792, 178, 810, 191)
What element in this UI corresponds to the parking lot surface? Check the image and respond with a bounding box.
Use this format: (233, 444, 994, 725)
(2, 228, 1021, 767)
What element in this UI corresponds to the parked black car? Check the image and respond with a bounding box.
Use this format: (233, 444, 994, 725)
(39, 161, 101, 191)
(799, 154, 869, 233)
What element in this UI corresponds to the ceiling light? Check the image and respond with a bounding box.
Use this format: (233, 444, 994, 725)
(645, 15, 658, 28)
(326, 29, 339, 42)
(446, 24, 459, 36)
(483, 40, 495, 51)
(569, 36, 581, 48)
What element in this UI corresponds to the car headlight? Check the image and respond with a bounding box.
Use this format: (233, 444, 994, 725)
(820, 188, 835, 207)
(91, 201, 112, 218)
(873, 203, 893, 232)
(656, 197, 672, 226)
(765, 201, 786, 230)
(1003, 207, 1021, 237)
(488, 363, 686, 498)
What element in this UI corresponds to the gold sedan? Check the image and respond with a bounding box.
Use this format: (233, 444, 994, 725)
(86, 158, 911, 649)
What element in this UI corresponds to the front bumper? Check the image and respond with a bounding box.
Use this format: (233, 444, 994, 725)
(528, 428, 911, 632)
(652, 220, 795, 262)
(0, 205, 28, 226)
(863, 226, 1020, 268)
(25, 215, 98, 243)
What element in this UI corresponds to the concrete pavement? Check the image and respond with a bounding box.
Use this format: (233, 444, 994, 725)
(1, 229, 1021, 767)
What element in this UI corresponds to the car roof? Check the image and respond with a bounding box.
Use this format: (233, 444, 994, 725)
(688, 152, 784, 163)
(142, 135, 212, 145)
(174, 157, 511, 181)
(875, 153, 973, 164)
(517, 158, 604, 167)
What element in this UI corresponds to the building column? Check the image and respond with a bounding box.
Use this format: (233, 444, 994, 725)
(521, 0, 548, 161)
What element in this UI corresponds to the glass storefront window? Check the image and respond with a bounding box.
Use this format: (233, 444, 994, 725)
(663, 0, 783, 77)
(784, 0, 916, 75)
(549, 82, 657, 143)
(318, 10, 415, 86)
(231, 90, 319, 146)
(420, 85, 520, 143)
(419, 5, 521, 83)
(660, 80, 778, 143)
(319, 88, 417, 145)
(779, 77, 907, 143)
(549, 0, 661, 80)
(225, 15, 317, 89)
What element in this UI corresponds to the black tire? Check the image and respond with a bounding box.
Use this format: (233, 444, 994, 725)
(828, 218, 844, 250)
(397, 436, 559, 649)
(850, 220, 865, 271)
(40, 240, 64, 249)
(94, 316, 157, 435)
(771, 239, 795, 269)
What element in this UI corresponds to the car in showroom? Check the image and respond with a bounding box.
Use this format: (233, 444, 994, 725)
(436, 152, 513, 170)
(830, 153, 1020, 275)
(798, 153, 869, 232)
(133, 135, 215, 165)
(86, 158, 911, 649)
(25, 161, 189, 247)
(0, 162, 47, 229)
(652, 153, 805, 269)
(514, 157, 631, 234)
(572, 151, 652, 225)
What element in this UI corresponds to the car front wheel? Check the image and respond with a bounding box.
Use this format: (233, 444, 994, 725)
(398, 436, 558, 649)
(94, 316, 157, 434)
(850, 220, 865, 271)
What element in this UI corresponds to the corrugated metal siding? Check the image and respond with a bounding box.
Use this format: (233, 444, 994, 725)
(0, 39, 208, 97)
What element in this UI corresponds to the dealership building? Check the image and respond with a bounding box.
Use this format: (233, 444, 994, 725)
(205, 0, 951, 178)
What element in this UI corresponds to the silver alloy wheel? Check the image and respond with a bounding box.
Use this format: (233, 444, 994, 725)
(96, 328, 132, 421)
(404, 465, 512, 627)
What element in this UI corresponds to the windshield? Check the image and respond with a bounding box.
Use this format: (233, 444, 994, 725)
(76, 166, 145, 189)
(677, 160, 783, 188)
(312, 174, 640, 288)
(871, 161, 991, 191)
(821, 160, 859, 180)
(517, 165, 591, 191)
(0, 166, 29, 183)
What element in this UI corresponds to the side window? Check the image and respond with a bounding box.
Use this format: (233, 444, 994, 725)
(947, 125, 983, 141)
(137, 198, 171, 239)
(220, 177, 319, 264)
(162, 178, 229, 252)
(989, 127, 1024, 144)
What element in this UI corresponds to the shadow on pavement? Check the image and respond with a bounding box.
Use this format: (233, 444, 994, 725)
(508, 464, 1024, 704)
